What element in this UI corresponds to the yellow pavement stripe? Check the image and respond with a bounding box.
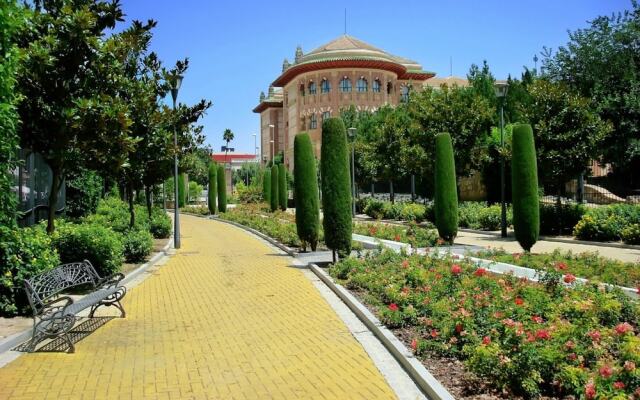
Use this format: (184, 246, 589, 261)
(0, 214, 396, 399)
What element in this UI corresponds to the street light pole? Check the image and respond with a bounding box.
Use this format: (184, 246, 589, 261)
(171, 74, 183, 249)
(348, 127, 356, 217)
(269, 124, 275, 162)
(252, 134, 257, 159)
(494, 82, 509, 238)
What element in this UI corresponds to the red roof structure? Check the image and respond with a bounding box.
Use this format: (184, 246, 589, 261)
(211, 153, 257, 163)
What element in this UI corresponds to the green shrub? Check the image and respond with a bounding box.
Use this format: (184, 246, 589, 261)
(399, 203, 426, 222)
(178, 173, 186, 208)
(0, 225, 60, 317)
(621, 223, 640, 244)
(217, 164, 227, 212)
(511, 124, 539, 251)
(270, 165, 279, 212)
(458, 201, 486, 229)
(573, 204, 640, 242)
(85, 197, 150, 233)
(207, 163, 217, 214)
(278, 163, 287, 211)
(66, 168, 104, 219)
(364, 198, 386, 219)
(52, 221, 124, 277)
(236, 181, 263, 203)
(434, 132, 458, 243)
(263, 169, 271, 204)
(149, 211, 171, 239)
(294, 133, 320, 251)
(321, 118, 352, 258)
(539, 203, 586, 235)
(122, 229, 153, 263)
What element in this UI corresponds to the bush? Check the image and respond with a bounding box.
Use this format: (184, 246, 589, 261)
(263, 169, 271, 204)
(85, 197, 150, 233)
(399, 203, 426, 222)
(0, 225, 60, 317)
(321, 118, 352, 258)
(458, 201, 486, 229)
(270, 165, 279, 212)
(621, 223, 640, 245)
(294, 133, 320, 251)
(178, 173, 186, 208)
(122, 229, 153, 263)
(150, 211, 172, 239)
(573, 204, 640, 242)
(66, 168, 103, 218)
(511, 124, 539, 251)
(539, 202, 586, 235)
(278, 163, 287, 211)
(364, 198, 386, 219)
(217, 164, 227, 212)
(236, 181, 263, 203)
(52, 221, 124, 277)
(434, 132, 458, 243)
(207, 163, 217, 214)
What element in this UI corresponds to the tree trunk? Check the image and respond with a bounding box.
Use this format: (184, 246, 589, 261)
(389, 180, 395, 204)
(556, 187, 562, 235)
(46, 167, 62, 234)
(128, 183, 135, 229)
(145, 185, 152, 218)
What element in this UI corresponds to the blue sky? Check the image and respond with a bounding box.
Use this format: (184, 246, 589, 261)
(118, 0, 631, 154)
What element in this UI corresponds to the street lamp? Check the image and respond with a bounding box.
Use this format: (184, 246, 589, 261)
(269, 124, 275, 162)
(348, 127, 357, 217)
(494, 81, 509, 238)
(171, 73, 183, 249)
(269, 140, 274, 161)
(252, 134, 257, 159)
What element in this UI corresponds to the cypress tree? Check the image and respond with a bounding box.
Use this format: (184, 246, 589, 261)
(294, 133, 320, 251)
(263, 168, 271, 204)
(321, 118, 352, 259)
(270, 165, 279, 212)
(178, 173, 186, 208)
(217, 164, 227, 213)
(278, 163, 287, 211)
(434, 132, 458, 243)
(208, 163, 217, 214)
(511, 124, 539, 251)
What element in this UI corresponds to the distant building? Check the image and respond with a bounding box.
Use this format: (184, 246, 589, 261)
(210, 152, 259, 195)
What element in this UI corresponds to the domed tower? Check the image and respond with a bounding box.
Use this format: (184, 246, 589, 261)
(294, 46, 303, 63)
(282, 58, 290, 73)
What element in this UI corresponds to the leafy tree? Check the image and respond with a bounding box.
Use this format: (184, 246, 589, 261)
(233, 162, 260, 186)
(278, 163, 287, 211)
(468, 60, 497, 109)
(434, 133, 458, 243)
(294, 133, 320, 251)
(222, 128, 234, 166)
(66, 168, 104, 218)
(217, 164, 226, 212)
(511, 124, 539, 252)
(188, 181, 203, 203)
(207, 162, 217, 214)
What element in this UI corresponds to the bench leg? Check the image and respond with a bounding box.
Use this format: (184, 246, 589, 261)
(64, 334, 75, 354)
(89, 299, 126, 318)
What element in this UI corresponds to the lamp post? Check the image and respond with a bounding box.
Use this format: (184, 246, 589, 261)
(252, 133, 257, 159)
(494, 81, 509, 238)
(348, 127, 356, 217)
(171, 73, 183, 249)
(269, 124, 275, 162)
(269, 140, 274, 161)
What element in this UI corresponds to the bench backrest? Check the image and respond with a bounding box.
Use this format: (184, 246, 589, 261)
(24, 260, 102, 313)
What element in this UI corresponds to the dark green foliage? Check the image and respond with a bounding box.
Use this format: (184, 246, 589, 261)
(270, 165, 279, 212)
(539, 203, 586, 235)
(573, 204, 640, 241)
(278, 163, 287, 211)
(0, 225, 60, 317)
(217, 164, 227, 213)
(511, 124, 539, 251)
(434, 133, 458, 243)
(122, 229, 153, 263)
(84, 197, 150, 233)
(263, 169, 271, 203)
(320, 118, 352, 258)
(149, 211, 172, 239)
(294, 133, 320, 251)
(207, 163, 217, 214)
(178, 174, 186, 208)
(66, 169, 104, 219)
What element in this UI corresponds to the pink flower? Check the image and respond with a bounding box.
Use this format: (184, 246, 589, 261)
(514, 297, 524, 306)
(614, 322, 633, 335)
(585, 382, 596, 399)
(599, 364, 613, 379)
(587, 330, 601, 342)
(482, 336, 491, 345)
(451, 264, 462, 275)
(567, 353, 577, 361)
(502, 318, 515, 328)
(624, 361, 636, 371)
(474, 268, 487, 277)
(535, 329, 551, 340)
(613, 381, 625, 390)
(531, 315, 543, 324)
(401, 260, 409, 268)
(430, 329, 439, 338)
(565, 340, 575, 350)
(410, 338, 418, 351)
(388, 303, 399, 312)
(394, 234, 401, 242)
(556, 261, 568, 270)
(564, 274, 576, 284)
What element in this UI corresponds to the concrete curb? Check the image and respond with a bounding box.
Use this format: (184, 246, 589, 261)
(0, 235, 175, 356)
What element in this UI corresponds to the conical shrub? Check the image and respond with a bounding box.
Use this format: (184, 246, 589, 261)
(321, 118, 352, 258)
(270, 165, 279, 212)
(434, 132, 458, 243)
(278, 163, 287, 211)
(208, 163, 217, 214)
(511, 123, 539, 251)
(178, 173, 187, 208)
(217, 164, 227, 213)
(263, 168, 271, 204)
(294, 133, 320, 251)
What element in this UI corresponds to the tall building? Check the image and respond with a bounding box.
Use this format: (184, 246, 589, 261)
(253, 35, 435, 168)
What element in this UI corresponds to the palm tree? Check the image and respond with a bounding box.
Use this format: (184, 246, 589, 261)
(223, 128, 234, 166)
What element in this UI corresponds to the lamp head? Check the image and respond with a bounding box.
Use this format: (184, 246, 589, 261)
(494, 81, 509, 98)
(348, 127, 356, 139)
(170, 74, 184, 103)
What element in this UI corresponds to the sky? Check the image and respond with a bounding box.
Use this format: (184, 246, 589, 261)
(117, 0, 631, 155)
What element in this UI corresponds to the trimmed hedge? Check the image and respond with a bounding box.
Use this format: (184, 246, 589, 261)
(321, 118, 352, 258)
(573, 203, 640, 242)
(122, 229, 153, 263)
(278, 163, 287, 211)
(150, 211, 172, 239)
(263, 169, 271, 204)
(294, 133, 320, 251)
(434, 132, 458, 243)
(178, 173, 186, 208)
(217, 164, 227, 212)
(511, 124, 539, 251)
(270, 165, 279, 212)
(208, 163, 217, 214)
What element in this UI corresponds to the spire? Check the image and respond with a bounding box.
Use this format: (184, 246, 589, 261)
(259, 91, 265, 102)
(268, 85, 274, 96)
(295, 46, 303, 63)
(282, 58, 290, 72)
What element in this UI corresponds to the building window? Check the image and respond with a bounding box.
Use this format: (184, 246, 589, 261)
(387, 82, 393, 94)
(356, 77, 368, 92)
(310, 114, 317, 129)
(321, 78, 331, 93)
(372, 79, 381, 93)
(308, 81, 317, 94)
(322, 111, 330, 122)
(401, 85, 411, 102)
(340, 77, 352, 93)
(299, 84, 305, 97)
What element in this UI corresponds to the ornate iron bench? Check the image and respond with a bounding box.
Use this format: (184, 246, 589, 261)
(24, 260, 126, 353)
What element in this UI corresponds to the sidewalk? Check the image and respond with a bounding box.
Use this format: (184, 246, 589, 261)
(0, 215, 396, 399)
(455, 230, 640, 263)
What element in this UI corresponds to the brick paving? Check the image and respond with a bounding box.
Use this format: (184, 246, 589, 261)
(0, 214, 396, 399)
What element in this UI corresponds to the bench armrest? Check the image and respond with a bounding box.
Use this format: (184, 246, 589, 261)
(99, 273, 125, 288)
(39, 296, 73, 320)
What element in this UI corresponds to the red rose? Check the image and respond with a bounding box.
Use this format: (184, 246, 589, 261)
(502, 318, 515, 328)
(585, 382, 596, 399)
(430, 329, 439, 338)
(563, 273, 576, 284)
(599, 364, 613, 379)
(482, 336, 491, 345)
(613, 381, 625, 390)
(531, 315, 543, 324)
(614, 322, 633, 335)
(515, 297, 524, 306)
(402, 260, 409, 268)
(455, 323, 463, 333)
(474, 268, 487, 277)
(535, 329, 551, 340)
(388, 303, 399, 312)
(556, 261, 568, 270)
(587, 330, 601, 342)
(565, 340, 575, 350)
(410, 338, 418, 351)
(567, 353, 577, 361)
(451, 264, 462, 275)
(394, 234, 401, 242)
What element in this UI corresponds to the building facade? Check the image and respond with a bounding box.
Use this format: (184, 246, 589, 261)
(253, 35, 435, 169)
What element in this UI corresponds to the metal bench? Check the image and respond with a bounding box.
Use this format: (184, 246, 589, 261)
(24, 260, 126, 353)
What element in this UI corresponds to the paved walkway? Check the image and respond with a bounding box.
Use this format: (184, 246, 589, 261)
(0, 215, 396, 399)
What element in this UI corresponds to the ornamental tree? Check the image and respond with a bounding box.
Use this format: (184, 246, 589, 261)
(217, 164, 226, 212)
(511, 124, 539, 252)
(263, 168, 271, 203)
(434, 133, 458, 243)
(278, 163, 287, 211)
(178, 173, 187, 208)
(294, 133, 320, 251)
(270, 165, 279, 212)
(207, 162, 217, 214)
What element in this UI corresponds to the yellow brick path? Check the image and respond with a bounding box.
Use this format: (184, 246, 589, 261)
(0, 214, 396, 399)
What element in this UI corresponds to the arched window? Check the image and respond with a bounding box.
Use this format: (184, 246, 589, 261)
(299, 84, 305, 97)
(322, 111, 330, 122)
(356, 77, 368, 92)
(310, 114, 317, 129)
(372, 79, 381, 93)
(321, 78, 331, 93)
(387, 82, 393, 94)
(401, 85, 411, 102)
(308, 81, 317, 95)
(339, 77, 352, 93)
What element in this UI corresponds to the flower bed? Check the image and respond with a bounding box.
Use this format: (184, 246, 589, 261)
(476, 248, 640, 290)
(330, 250, 640, 399)
(353, 222, 439, 248)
